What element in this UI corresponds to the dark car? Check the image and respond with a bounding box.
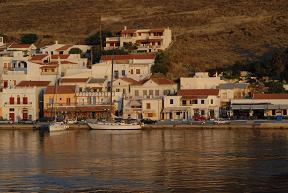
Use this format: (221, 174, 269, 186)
(141, 119, 157, 124)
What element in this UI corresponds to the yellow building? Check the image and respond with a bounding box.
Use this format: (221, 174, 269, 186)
(44, 85, 76, 119)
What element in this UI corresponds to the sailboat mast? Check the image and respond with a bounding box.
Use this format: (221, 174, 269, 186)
(110, 56, 114, 118)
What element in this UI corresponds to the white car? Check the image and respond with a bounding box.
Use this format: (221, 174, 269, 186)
(214, 119, 230, 125)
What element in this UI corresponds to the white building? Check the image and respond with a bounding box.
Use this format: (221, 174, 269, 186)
(1, 87, 41, 122)
(142, 98, 163, 120)
(162, 89, 220, 120)
(40, 41, 91, 55)
(105, 26, 172, 53)
(180, 72, 226, 89)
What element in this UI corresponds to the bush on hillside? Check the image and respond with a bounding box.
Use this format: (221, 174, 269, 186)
(20, 33, 38, 44)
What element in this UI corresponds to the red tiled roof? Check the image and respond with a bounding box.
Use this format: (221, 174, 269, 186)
(101, 54, 155, 61)
(55, 44, 73, 51)
(45, 85, 76, 94)
(16, 81, 51, 87)
(30, 54, 48, 61)
(60, 78, 89, 83)
(118, 77, 140, 85)
(177, 89, 219, 96)
(253, 94, 288, 99)
(8, 43, 32, 49)
(39, 65, 58, 69)
(149, 77, 175, 85)
(51, 54, 70, 59)
(45, 61, 77, 65)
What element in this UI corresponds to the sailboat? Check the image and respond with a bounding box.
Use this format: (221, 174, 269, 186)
(49, 61, 69, 132)
(87, 56, 143, 130)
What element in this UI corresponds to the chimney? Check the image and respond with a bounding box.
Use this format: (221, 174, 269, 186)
(124, 26, 127, 30)
(55, 40, 58, 44)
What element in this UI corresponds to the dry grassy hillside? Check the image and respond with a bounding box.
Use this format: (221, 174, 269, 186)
(1, 0, 288, 76)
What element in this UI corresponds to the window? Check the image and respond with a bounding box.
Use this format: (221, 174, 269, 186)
(176, 112, 181, 116)
(210, 99, 213, 104)
(9, 97, 14, 104)
(283, 110, 287, 115)
(9, 108, 14, 112)
(201, 110, 205, 115)
(123, 89, 126, 94)
(148, 113, 153, 117)
(146, 103, 151, 109)
(272, 110, 276, 116)
(136, 69, 140, 74)
(122, 70, 126, 76)
(23, 97, 28, 104)
(143, 90, 147, 96)
(192, 100, 197, 104)
(93, 97, 96, 104)
(3, 80, 8, 88)
(114, 70, 119, 79)
(49, 98, 53, 105)
(116, 89, 120, 92)
(149, 90, 153, 96)
(52, 69, 55, 72)
(155, 90, 159, 96)
(182, 100, 187, 106)
(170, 99, 174, 104)
(59, 51, 64, 55)
(17, 96, 20, 104)
(164, 90, 170, 95)
(66, 98, 71, 105)
(131, 69, 133, 74)
(135, 90, 139, 96)
(201, 100, 205, 104)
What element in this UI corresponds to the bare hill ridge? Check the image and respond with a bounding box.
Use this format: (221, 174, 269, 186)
(1, 0, 288, 76)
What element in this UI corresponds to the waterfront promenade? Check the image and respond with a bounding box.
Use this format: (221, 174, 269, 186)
(1, 120, 288, 130)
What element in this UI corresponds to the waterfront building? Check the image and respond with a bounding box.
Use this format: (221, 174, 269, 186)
(218, 83, 251, 117)
(231, 93, 288, 119)
(162, 89, 220, 120)
(180, 72, 226, 89)
(43, 85, 117, 120)
(122, 76, 177, 119)
(105, 26, 172, 52)
(0, 85, 45, 122)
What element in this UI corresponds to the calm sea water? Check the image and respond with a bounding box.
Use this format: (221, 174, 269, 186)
(0, 129, 288, 192)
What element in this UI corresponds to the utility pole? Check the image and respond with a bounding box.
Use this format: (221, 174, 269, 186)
(99, 15, 102, 53)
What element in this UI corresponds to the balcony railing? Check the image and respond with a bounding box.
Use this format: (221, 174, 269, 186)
(4, 102, 32, 106)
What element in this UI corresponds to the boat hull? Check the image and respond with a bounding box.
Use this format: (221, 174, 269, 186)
(49, 122, 69, 132)
(88, 122, 142, 130)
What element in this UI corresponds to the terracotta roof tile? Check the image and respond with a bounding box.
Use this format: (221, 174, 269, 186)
(51, 54, 70, 59)
(55, 44, 73, 51)
(60, 78, 89, 83)
(30, 54, 48, 61)
(177, 89, 219, 96)
(121, 29, 137, 34)
(17, 81, 51, 87)
(253, 94, 288, 99)
(45, 85, 76, 94)
(8, 43, 32, 49)
(118, 77, 140, 85)
(149, 28, 165, 33)
(101, 54, 155, 61)
(150, 77, 175, 85)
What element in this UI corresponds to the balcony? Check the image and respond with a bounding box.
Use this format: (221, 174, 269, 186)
(106, 37, 120, 42)
(4, 102, 32, 106)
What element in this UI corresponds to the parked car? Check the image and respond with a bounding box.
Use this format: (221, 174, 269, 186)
(193, 115, 206, 121)
(141, 119, 157, 124)
(0, 119, 13, 124)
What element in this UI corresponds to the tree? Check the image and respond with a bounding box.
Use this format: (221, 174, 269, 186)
(151, 52, 170, 75)
(264, 81, 286, 93)
(123, 42, 138, 52)
(69, 48, 83, 54)
(20, 33, 38, 44)
(85, 31, 112, 46)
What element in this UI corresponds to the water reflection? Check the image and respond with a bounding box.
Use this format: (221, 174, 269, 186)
(0, 129, 288, 192)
